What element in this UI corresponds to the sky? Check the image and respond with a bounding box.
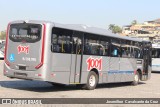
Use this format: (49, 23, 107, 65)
(0, 0, 160, 31)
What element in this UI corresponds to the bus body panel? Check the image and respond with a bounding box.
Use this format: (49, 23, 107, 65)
(80, 55, 143, 84)
(102, 57, 110, 83)
(109, 57, 120, 82)
(4, 20, 151, 88)
(152, 58, 160, 72)
(6, 41, 42, 71)
(151, 44, 160, 72)
(80, 55, 108, 84)
(48, 53, 71, 84)
(120, 58, 135, 82)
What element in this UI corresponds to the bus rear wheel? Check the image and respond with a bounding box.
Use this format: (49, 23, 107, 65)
(131, 71, 140, 85)
(83, 71, 98, 90)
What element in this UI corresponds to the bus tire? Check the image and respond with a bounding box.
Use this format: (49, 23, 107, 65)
(131, 71, 140, 85)
(83, 71, 98, 90)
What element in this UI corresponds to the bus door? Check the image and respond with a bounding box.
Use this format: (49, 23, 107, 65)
(70, 31, 83, 84)
(142, 42, 152, 80)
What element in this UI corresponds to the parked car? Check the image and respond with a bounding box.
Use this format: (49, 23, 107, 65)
(0, 40, 5, 44)
(0, 44, 5, 60)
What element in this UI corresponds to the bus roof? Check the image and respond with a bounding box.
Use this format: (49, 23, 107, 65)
(10, 20, 148, 42)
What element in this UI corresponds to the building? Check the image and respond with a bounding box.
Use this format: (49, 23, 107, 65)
(122, 25, 132, 36)
(122, 18, 160, 42)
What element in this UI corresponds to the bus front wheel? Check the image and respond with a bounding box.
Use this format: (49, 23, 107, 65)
(84, 71, 98, 90)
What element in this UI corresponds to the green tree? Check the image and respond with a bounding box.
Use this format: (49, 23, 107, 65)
(108, 24, 122, 34)
(131, 20, 137, 25)
(108, 24, 115, 31)
(0, 31, 6, 40)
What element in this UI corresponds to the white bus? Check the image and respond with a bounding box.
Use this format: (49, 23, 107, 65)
(4, 20, 152, 90)
(152, 43, 160, 72)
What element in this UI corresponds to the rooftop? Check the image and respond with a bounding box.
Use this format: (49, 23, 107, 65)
(154, 18, 160, 22)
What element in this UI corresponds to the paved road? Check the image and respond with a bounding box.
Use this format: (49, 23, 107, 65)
(0, 60, 160, 107)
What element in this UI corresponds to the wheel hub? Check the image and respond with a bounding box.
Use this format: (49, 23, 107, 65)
(89, 75, 96, 87)
(134, 74, 139, 82)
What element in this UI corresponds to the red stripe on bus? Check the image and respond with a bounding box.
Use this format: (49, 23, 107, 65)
(35, 24, 46, 69)
(134, 70, 137, 74)
(4, 23, 11, 66)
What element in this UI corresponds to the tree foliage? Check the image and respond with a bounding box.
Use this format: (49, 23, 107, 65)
(0, 31, 6, 40)
(108, 24, 122, 34)
(131, 20, 137, 25)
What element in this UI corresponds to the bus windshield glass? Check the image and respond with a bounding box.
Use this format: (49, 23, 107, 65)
(152, 48, 160, 58)
(9, 24, 42, 43)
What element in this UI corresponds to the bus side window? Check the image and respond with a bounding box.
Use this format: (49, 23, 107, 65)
(84, 43, 91, 55)
(84, 33, 99, 55)
(51, 27, 72, 54)
(84, 34, 109, 56)
(99, 36, 110, 56)
(121, 40, 132, 58)
(51, 34, 59, 52)
(134, 42, 142, 59)
(72, 37, 82, 54)
(111, 39, 121, 57)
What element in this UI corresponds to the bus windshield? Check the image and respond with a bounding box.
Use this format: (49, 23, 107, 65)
(9, 24, 42, 43)
(152, 48, 160, 58)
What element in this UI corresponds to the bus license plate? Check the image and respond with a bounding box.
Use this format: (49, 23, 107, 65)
(19, 66, 26, 70)
(14, 72, 27, 77)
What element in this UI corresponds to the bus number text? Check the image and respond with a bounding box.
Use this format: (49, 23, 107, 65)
(17, 45, 29, 54)
(86, 57, 102, 71)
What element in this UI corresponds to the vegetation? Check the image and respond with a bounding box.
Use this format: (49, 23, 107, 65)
(0, 31, 6, 40)
(131, 20, 137, 25)
(108, 24, 122, 34)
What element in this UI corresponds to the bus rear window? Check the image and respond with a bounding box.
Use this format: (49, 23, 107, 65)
(9, 24, 42, 43)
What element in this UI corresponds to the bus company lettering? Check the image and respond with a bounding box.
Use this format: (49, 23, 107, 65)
(17, 45, 29, 54)
(86, 57, 102, 71)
